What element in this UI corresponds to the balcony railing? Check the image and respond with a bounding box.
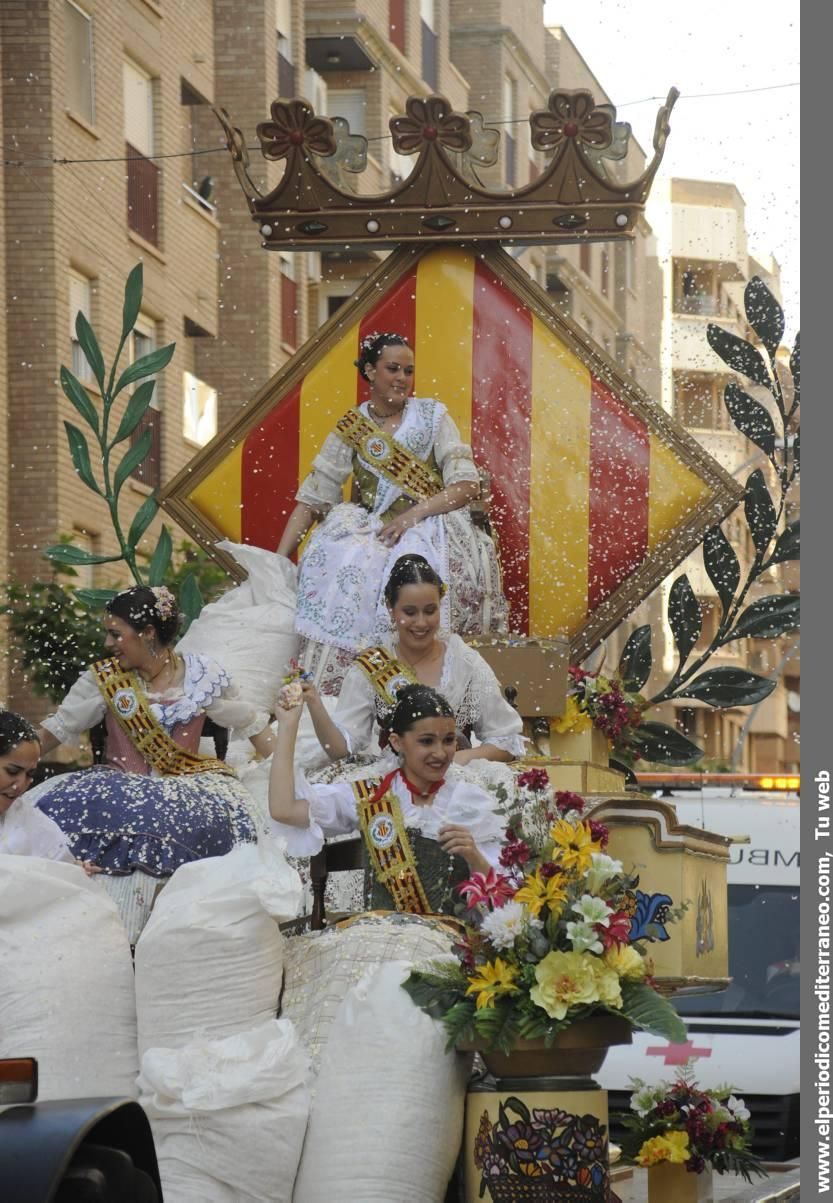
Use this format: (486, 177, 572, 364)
(126, 142, 160, 247)
(674, 294, 722, 317)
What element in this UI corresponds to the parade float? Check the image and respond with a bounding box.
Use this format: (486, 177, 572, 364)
(1, 82, 800, 1203)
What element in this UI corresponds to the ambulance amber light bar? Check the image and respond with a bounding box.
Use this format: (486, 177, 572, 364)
(635, 773, 800, 792)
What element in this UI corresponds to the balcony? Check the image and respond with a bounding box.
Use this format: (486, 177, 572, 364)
(126, 142, 160, 247)
(671, 202, 747, 276)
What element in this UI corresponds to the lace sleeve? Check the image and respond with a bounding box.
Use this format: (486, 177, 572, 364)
(433, 408, 480, 488)
(469, 649, 526, 757)
(40, 670, 107, 748)
(268, 773, 358, 856)
(296, 429, 353, 511)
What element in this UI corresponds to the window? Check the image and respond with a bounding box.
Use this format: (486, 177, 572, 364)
(581, 313, 594, 340)
(124, 59, 159, 245)
(183, 372, 218, 447)
(328, 89, 367, 138)
(625, 238, 637, 293)
(69, 270, 93, 381)
(64, 1, 95, 125)
(420, 0, 437, 90)
(503, 75, 516, 187)
(180, 81, 216, 212)
(276, 0, 294, 97)
(673, 371, 726, 429)
(280, 253, 297, 348)
(70, 527, 97, 589)
(389, 0, 406, 54)
(674, 263, 720, 316)
(579, 242, 591, 276)
(128, 315, 162, 488)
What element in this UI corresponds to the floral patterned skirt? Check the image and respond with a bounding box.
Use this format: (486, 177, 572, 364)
(33, 766, 259, 877)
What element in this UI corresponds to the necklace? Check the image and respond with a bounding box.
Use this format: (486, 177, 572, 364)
(142, 650, 179, 688)
(399, 768, 444, 804)
(368, 401, 404, 423)
(397, 640, 442, 673)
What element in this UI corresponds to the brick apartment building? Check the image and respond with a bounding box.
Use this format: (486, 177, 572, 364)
(0, 1, 797, 771)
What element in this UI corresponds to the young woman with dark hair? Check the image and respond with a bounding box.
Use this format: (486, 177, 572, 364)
(0, 710, 75, 862)
(301, 553, 524, 775)
(29, 583, 276, 940)
(274, 330, 508, 693)
(269, 682, 505, 912)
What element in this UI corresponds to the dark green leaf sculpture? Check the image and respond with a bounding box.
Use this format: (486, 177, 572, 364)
(667, 574, 702, 667)
(677, 667, 776, 709)
(618, 625, 652, 691)
(723, 594, 800, 642)
(43, 265, 195, 615)
(723, 382, 776, 457)
(630, 721, 702, 766)
(769, 519, 799, 564)
(702, 526, 740, 615)
(743, 276, 785, 359)
(706, 323, 771, 389)
(744, 469, 777, 560)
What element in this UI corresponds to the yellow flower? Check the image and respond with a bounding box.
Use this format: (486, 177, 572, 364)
(529, 950, 600, 1020)
(551, 695, 593, 735)
(513, 869, 568, 918)
(465, 957, 521, 1011)
(603, 944, 647, 981)
(590, 959, 623, 1009)
(550, 819, 602, 874)
(637, 1131, 690, 1167)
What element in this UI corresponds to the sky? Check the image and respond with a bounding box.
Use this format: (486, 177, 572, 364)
(542, 0, 800, 337)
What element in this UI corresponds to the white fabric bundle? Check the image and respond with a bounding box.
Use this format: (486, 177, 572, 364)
(139, 1019, 311, 1203)
(134, 842, 301, 1056)
(0, 854, 138, 1100)
(177, 540, 298, 715)
(292, 960, 470, 1203)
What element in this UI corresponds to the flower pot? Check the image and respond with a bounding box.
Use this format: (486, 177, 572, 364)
(463, 1014, 632, 1079)
(462, 1017, 632, 1203)
(646, 1161, 714, 1203)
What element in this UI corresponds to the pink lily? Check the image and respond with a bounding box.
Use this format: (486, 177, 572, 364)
(456, 868, 517, 911)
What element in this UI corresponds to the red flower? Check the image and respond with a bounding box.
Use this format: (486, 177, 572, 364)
(554, 790, 585, 815)
(587, 819, 610, 848)
(568, 665, 594, 684)
(517, 768, 550, 792)
(596, 909, 632, 949)
(500, 838, 532, 869)
(456, 868, 517, 910)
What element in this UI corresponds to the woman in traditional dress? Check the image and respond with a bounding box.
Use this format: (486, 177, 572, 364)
(301, 553, 524, 776)
(31, 584, 276, 940)
(276, 331, 508, 693)
(0, 710, 76, 863)
(270, 682, 504, 909)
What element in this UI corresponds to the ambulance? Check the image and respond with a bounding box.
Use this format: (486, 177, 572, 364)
(599, 774, 800, 1163)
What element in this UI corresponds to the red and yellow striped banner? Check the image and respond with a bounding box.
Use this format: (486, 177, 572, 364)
(180, 246, 732, 646)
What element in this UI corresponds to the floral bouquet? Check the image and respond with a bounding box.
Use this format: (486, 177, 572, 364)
(552, 666, 646, 763)
(616, 1069, 767, 1182)
(402, 769, 687, 1052)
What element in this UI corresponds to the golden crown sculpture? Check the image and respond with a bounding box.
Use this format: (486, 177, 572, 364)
(214, 87, 679, 251)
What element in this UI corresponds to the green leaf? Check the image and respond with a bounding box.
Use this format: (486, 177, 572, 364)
(744, 469, 777, 560)
(789, 332, 799, 401)
(122, 263, 144, 340)
(113, 429, 153, 496)
(618, 625, 652, 691)
(723, 594, 800, 642)
(620, 980, 687, 1043)
(631, 721, 702, 766)
(702, 526, 740, 615)
(723, 381, 776, 456)
(769, 519, 800, 564)
(706, 324, 772, 390)
(178, 572, 204, 633)
(74, 310, 105, 390)
(64, 421, 101, 494)
(677, 666, 776, 709)
(44, 545, 122, 567)
(113, 343, 176, 397)
(667, 574, 701, 667)
(127, 493, 159, 549)
(76, 588, 119, 608)
(148, 525, 173, 585)
(744, 276, 785, 359)
(112, 380, 156, 445)
(60, 365, 100, 433)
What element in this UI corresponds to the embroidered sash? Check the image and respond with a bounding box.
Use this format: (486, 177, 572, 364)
(335, 409, 443, 504)
(92, 658, 236, 777)
(354, 777, 431, 915)
(353, 646, 418, 708)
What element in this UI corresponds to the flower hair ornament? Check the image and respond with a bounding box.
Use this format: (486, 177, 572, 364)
(359, 330, 383, 354)
(150, 586, 178, 620)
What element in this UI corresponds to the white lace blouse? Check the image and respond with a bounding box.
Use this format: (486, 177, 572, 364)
(332, 634, 525, 760)
(41, 652, 269, 748)
(272, 769, 505, 867)
(296, 398, 480, 513)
